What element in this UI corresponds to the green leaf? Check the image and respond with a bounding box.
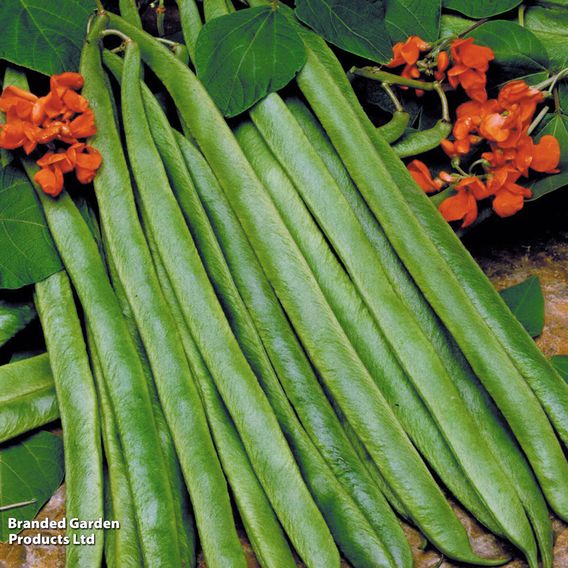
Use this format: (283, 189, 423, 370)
(0, 431, 64, 541)
(0, 164, 62, 290)
(0, 299, 36, 348)
(551, 355, 568, 382)
(499, 275, 545, 338)
(295, 0, 392, 63)
(443, 0, 521, 18)
(525, 6, 568, 72)
(195, 6, 306, 117)
(527, 113, 568, 201)
(469, 20, 549, 78)
(439, 13, 474, 37)
(385, 0, 441, 43)
(0, 0, 95, 76)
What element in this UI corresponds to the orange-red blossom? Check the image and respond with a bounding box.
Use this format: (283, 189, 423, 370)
(0, 72, 100, 197)
(447, 37, 494, 103)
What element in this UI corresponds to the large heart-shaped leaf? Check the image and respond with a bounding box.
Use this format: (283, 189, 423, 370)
(196, 6, 306, 117)
(499, 275, 544, 338)
(295, 0, 392, 63)
(385, 0, 441, 43)
(443, 0, 521, 19)
(0, 164, 62, 290)
(527, 113, 568, 201)
(469, 20, 549, 79)
(0, 0, 95, 76)
(0, 431, 64, 541)
(525, 6, 568, 72)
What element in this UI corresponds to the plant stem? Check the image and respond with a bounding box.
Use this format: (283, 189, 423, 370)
(518, 4, 525, 27)
(535, 68, 568, 91)
(430, 185, 455, 206)
(382, 83, 404, 112)
(351, 67, 436, 91)
(434, 82, 450, 122)
(100, 29, 132, 43)
(0, 499, 37, 512)
(528, 105, 550, 135)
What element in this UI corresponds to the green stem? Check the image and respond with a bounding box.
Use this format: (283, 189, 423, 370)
(535, 67, 568, 91)
(156, 0, 166, 37)
(518, 4, 525, 27)
(434, 82, 450, 122)
(0, 499, 37, 512)
(430, 185, 455, 207)
(350, 67, 436, 91)
(382, 83, 404, 112)
(527, 105, 550, 135)
(101, 29, 132, 43)
(156, 37, 179, 47)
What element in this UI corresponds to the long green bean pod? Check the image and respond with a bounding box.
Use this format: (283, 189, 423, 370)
(87, 330, 143, 568)
(0, 354, 58, 443)
(35, 271, 104, 568)
(104, 14, 506, 564)
(103, 235, 196, 568)
(82, 18, 240, 568)
(280, 14, 568, 519)
(117, 37, 336, 568)
(287, 96, 553, 568)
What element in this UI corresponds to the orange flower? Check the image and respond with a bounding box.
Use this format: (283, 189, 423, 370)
(51, 72, 84, 91)
(34, 165, 64, 197)
(435, 51, 449, 82)
(387, 36, 429, 68)
(387, 36, 429, 95)
(531, 135, 561, 173)
(439, 188, 478, 228)
(72, 144, 102, 184)
(37, 150, 75, 174)
(67, 109, 96, 139)
(440, 136, 482, 158)
(451, 37, 494, 72)
(448, 38, 494, 102)
(498, 80, 543, 124)
(438, 176, 492, 228)
(0, 85, 37, 121)
(492, 181, 532, 218)
(407, 160, 444, 193)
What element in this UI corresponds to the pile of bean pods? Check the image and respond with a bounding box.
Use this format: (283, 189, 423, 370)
(2, 1, 568, 567)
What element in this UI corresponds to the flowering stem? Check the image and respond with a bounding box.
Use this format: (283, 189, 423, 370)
(350, 67, 437, 91)
(381, 83, 404, 112)
(527, 105, 550, 135)
(535, 68, 568, 91)
(433, 82, 450, 122)
(100, 29, 132, 43)
(468, 158, 489, 174)
(94, 0, 105, 13)
(430, 185, 456, 206)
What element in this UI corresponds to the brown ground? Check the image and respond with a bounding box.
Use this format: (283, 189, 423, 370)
(1, 214, 566, 568)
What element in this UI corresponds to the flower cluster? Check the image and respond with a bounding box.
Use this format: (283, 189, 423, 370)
(387, 34, 561, 228)
(0, 73, 101, 197)
(433, 79, 559, 226)
(385, 35, 492, 101)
